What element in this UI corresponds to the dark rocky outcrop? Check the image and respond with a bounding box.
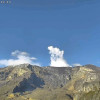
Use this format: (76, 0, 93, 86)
(13, 73, 45, 93)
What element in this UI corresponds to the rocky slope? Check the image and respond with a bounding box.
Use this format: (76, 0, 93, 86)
(0, 64, 100, 100)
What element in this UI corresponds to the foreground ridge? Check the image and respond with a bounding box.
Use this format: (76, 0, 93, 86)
(0, 64, 100, 100)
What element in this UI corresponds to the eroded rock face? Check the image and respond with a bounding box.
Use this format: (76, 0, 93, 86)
(0, 64, 100, 100)
(13, 73, 45, 93)
(40, 67, 72, 88)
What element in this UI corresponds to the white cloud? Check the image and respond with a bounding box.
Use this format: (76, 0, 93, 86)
(72, 63, 81, 67)
(48, 46, 70, 67)
(0, 50, 40, 66)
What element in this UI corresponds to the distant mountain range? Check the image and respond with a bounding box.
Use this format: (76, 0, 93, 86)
(0, 64, 100, 100)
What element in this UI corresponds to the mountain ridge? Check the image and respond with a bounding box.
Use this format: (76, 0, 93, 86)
(0, 64, 100, 100)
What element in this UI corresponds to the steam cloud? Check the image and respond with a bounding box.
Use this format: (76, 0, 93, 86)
(48, 46, 69, 67)
(0, 50, 40, 66)
(0, 47, 81, 67)
(73, 63, 81, 67)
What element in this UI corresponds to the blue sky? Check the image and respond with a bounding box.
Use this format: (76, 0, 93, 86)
(0, 0, 100, 67)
